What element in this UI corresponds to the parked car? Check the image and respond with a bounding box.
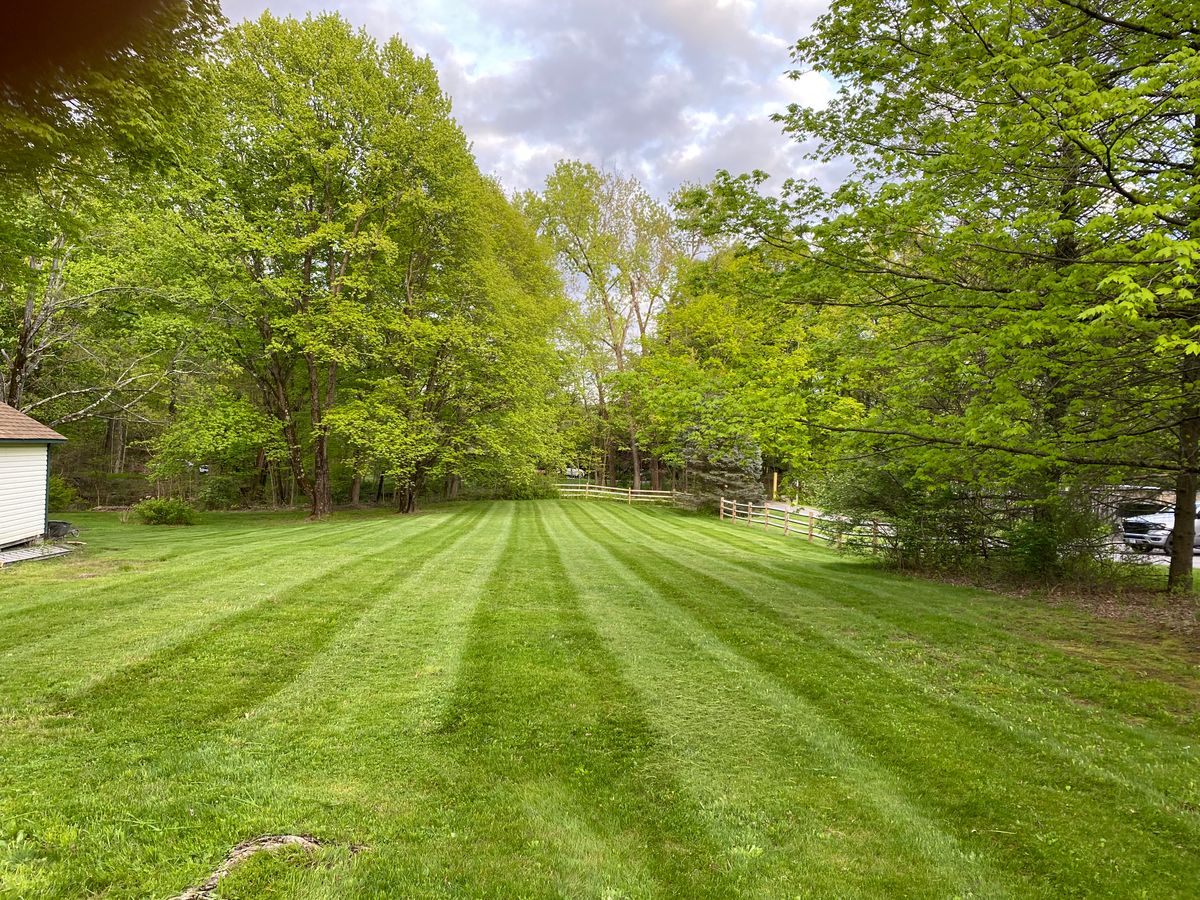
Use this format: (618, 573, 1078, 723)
(1122, 505, 1200, 554)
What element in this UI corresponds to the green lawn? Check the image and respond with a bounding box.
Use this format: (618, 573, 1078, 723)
(1, 501, 1197, 898)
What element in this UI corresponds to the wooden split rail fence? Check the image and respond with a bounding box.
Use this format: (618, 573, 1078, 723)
(719, 497, 888, 552)
(554, 483, 888, 553)
(554, 483, 686, 504)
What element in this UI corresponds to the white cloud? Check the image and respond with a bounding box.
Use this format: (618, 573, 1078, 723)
(223, 0, 836, 197)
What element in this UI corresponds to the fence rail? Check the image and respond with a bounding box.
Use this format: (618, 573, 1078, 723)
(554, 482, 686, 504)
(719, 497, 889, 551)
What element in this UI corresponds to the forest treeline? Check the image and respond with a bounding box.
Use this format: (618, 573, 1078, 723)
(3, 1, 1197, 587)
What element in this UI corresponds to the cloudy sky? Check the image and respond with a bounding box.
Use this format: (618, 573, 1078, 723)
(223, 0, 836, 198)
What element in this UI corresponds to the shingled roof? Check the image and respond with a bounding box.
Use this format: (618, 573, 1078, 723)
(0, 403, 66, 442)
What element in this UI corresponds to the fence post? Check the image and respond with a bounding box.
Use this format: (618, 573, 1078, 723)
(872, 521, 878, 551)
(720, 496, 725, 520)
(808, 511, 814, 542)
(628, 486, 632, 505)
(784, 507, 790, 535)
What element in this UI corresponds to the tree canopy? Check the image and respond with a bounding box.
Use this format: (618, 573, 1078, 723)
(6, 0, 1198, 592)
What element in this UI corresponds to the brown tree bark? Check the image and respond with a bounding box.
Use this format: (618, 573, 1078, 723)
(1168, 356, 1200, 592)
(258, 356, 309, 503)
(254, 447, 269, 501)
(306, 353, 333, 519)
(628, 422, 641, 489)
(1166, 115, 1200, 592)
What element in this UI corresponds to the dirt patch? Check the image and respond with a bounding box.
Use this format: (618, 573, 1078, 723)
(173, 834, 355, 900)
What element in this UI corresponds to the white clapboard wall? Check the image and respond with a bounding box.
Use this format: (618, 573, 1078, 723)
(0, 444, 49, 548)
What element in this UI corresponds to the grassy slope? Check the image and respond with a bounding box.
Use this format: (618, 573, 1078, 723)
(0, 501, 1196, 898)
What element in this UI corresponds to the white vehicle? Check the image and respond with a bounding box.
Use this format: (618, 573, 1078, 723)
(1122, 505, 1200, 554)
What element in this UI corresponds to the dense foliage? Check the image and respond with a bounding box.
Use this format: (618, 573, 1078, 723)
(4, 8, 567, 517)
(132, 497, 200, 526)
(5, 0, 1197, 590)
(640, 0, 1200, 587)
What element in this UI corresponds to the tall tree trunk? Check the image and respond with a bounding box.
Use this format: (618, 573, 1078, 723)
(104, 417, 127, 474)
(262, 370, 308, 501)
(5, 256, 42, 408)
(1166, 116, 1200, 593)
(1168, 356, 1200, 592)
(255, 447, 269, 501)
(595, 378, 614, 486)
(310, 434, 331, 518)
(283, 422, 307, 502)
(649, 453, 661, 491)
(306, 354, 333, 519)
(375, 474, 385, 503)
(628, 423, 641, 489)
(350, 473, 362, 507)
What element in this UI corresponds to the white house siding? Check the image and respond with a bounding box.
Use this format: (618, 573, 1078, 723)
(0, 444, 49, 548)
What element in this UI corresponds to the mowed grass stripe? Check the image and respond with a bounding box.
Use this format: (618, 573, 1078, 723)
(187, 503, 521, 898)
(565, 502, 1200, 896)
(426, 503, 741, 899)
(632, 505, 1199, 711)
(61, 504, 491, 738)
(1, 501, 1196, 899)
(233, 501, 515, 753)
(1, 505, 488, 784)
(0, 514, 390, 631)
(588, 503, 1200, 798)
(0, 514, 454, 712)
(0, 505, 496, 899)
(600, 505, 1200, 790)
(630, 504, 1198, 700)
(590, 505, 1200, 809)
(545, 502, 1010, 899)
(1, 505, 506, 900)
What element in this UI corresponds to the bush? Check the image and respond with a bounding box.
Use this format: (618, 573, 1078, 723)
(197, 474, 243, 510)
(132, 498, 200, 526)
(995, 499, 1110, 579)
(503, 474, 560, 500)
(48, 475, 81, 512)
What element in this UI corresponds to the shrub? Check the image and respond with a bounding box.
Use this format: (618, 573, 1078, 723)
(197, 474, 243, 510)
(48, 475, 81, 512)
(994, 499, 1110, 579)
(132, 498, 199, 526)
(503, 474, 560, 500)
